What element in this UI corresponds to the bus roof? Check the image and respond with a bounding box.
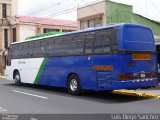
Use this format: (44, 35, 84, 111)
(11, 23, 151, 45)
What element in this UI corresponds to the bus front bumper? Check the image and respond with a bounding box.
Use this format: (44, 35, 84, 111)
(98, 78, 158, 90)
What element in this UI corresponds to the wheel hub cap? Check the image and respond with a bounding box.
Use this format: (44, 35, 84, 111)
(15, 75, 20, 82)
(70, 79, 77, 91)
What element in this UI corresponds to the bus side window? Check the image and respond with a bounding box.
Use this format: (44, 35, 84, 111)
(55, 38, 63, 44)
(85, 32, 94, 54)
(72, 35, 84, 55)
(29, 42, 34, 57)
(35, 41, 41, 47)
(94, 30, 111, 54)
(45, 38, 55, 56)
(23, 43, 28, 58)
(41, 39, 48, 46)
(32, 40, 44, 57)
(111, 28, 118, 52)
(17, 44, 26, 58)
(11, 45, 18, 59)
(51, 38, 61, 56)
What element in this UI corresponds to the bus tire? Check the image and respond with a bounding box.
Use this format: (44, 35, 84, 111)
(68, 74, 81, 95)
(14, 71, 21, 85)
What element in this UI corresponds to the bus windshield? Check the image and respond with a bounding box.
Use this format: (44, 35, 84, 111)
(123, 25, 155, 51)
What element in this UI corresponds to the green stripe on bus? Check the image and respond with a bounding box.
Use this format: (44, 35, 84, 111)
(34, 58, 48, 84)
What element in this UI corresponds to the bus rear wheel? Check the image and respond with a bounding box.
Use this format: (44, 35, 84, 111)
(14, 71, 21, 85)
(68, 74, 81, 95)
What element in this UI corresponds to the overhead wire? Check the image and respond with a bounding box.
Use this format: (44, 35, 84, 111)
(25, 0, 70, 17)
(21, 0, 64, 16)
(150, 0, 160, 13)
(17, 0, 102, 32)
(80, 0, 101, 13)
(27, 0, 102, 26)
(16, 0, 76, 32)
(21, 0, 101, 19)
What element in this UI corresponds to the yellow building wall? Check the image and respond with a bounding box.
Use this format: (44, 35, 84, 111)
(77, 1, 105, 19)
(0, 4, 2, 19)
(7, 4, 11, 17)
(77, 0, 106, 29)
(0, 26, 2, 49)
(0, 0, 12, 19)
(11, 0, 18, 16)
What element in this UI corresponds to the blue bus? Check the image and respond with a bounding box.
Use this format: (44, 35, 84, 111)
(5, 23, 158, 95)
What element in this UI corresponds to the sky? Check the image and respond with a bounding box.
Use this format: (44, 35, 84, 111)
(18, 0, 160, 21)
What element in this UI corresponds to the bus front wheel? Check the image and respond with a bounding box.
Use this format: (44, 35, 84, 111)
(14, 71, 21, 85)
(68, 74, 81, 95)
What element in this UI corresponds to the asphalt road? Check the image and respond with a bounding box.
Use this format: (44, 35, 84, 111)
(0, 79, 160, 114)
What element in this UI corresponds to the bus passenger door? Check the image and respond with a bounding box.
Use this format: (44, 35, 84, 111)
(83, 32, 96, 89)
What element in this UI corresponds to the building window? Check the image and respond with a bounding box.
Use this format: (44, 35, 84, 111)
(94, 18, 102, 27)
(81, 21, 88, 29)
(37, 28, 41, 34)
(13, 28, 16, 43)
(89, 19, 94, 28)
(62, 29, 74, 32)
(4, 29, 8, 49)
(2, 4, 7, 18)
(80, 17, 102, 29)
(43, 28, 60, 33)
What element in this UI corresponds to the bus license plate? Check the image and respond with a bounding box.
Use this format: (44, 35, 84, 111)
(140, 73, 145, 78)
(132, 54, 150, 60)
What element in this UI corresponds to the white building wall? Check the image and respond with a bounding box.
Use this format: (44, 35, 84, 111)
(11, 0, 18, 16)
(19, 24, 36, 41)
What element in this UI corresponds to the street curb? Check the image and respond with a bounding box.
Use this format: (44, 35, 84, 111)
(0, 76, 6, 80)
(112, 90, 159, 99)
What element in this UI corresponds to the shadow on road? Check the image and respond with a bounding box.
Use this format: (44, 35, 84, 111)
(138, 85, 160, 91)
(4, 82, 149, 104)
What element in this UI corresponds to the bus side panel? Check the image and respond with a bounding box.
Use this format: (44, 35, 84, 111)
(6, 58, 45, 84)
(5, 66, 13, 80)
(91, 54, 118, 90)
(37, 56, 98, 90)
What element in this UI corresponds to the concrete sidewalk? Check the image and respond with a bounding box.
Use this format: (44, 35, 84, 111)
(135, 85, 160, 97)
(0, 76, 6, 80)
(112, 85, 160, 99)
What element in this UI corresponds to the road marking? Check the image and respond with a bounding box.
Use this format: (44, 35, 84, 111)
(12, 90, 48, 99)
(0, 107, 7, 112)
(30, 118, 38, 120)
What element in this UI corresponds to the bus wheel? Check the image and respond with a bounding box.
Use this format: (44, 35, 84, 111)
(68, 74, 81, 95)
(14, 71, 21, 85)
